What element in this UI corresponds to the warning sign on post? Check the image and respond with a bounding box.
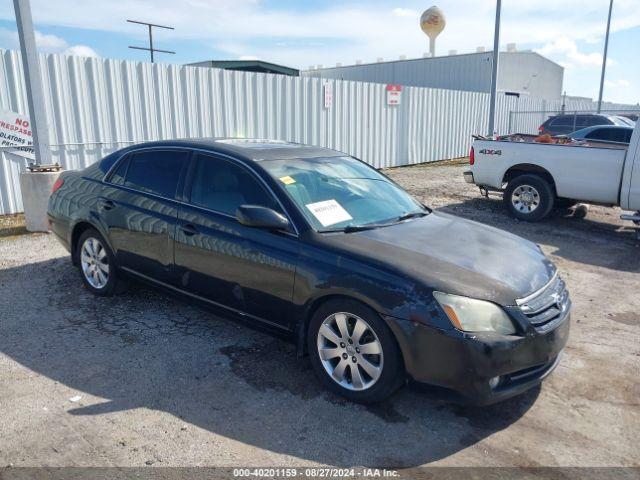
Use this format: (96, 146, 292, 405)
(0, 110, 35, 159)
(323, 82, 333, 109)
(386, 84, 402, 106)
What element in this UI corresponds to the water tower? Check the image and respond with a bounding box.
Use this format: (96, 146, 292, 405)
(420, 6, 446, 57)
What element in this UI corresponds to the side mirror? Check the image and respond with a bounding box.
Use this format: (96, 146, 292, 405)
(236, 205, 291, 231)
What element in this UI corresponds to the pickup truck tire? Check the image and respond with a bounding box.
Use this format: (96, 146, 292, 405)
(504, 174, 555, 222)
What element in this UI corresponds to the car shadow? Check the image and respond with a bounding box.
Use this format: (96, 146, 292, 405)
(437, 197, 640, 273)
(0, 256, 540, 467)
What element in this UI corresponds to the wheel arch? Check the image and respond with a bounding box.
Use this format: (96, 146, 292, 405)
(502, 164, 556, 190)
(70, 220, 111, 266)
(295, 292, 404, 363)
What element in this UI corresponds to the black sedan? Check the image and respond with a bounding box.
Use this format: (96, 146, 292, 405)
(48, 139, 570, 404)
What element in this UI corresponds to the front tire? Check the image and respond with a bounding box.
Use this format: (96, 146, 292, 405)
(307, 299, 405, 403)
(76, 229, 120, 296)
(504, 174, 555, 222)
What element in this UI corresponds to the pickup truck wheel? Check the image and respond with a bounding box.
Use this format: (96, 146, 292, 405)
(504, 174, 554, 222)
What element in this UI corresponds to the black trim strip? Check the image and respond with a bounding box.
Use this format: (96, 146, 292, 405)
(119, 266, 290, 332)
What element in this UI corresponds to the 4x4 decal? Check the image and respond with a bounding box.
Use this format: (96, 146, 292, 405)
(479, 148, 502, 155)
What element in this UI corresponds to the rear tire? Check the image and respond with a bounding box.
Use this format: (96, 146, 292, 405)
(76, 229, 120, 296)
(307, 299, 405, 404)
(504, 174, 555, 222)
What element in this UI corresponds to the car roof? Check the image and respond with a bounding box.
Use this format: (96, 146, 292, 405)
(551, 113, 613, 120)
(119, 138, 345, 161)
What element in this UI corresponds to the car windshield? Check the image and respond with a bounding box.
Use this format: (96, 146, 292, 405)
(260, 156, 427, 232)
(615, 116, 635, 126)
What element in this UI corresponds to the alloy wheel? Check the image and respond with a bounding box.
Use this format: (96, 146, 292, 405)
(511, 184, 541, 213)
(80, 237, 110, 289)
(316, 312, 384, 391)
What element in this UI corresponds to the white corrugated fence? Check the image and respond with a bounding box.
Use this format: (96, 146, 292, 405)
(0, 49, 637, 215)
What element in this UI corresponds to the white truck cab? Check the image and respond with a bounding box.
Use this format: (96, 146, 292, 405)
(465, 122, 640, 233)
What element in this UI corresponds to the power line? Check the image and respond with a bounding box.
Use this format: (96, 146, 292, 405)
(127, 19, 175, 63)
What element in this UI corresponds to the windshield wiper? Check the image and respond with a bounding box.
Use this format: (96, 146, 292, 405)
(320, 222, 392, 233)
(320, 211, 430, 233)
(343, 223, 389, 232)
(396, 211, 429, 222)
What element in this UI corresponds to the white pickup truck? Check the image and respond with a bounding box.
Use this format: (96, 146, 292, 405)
(465, 122, 640, 230)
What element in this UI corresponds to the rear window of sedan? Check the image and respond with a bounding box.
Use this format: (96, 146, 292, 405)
(109, 150, 189, 199)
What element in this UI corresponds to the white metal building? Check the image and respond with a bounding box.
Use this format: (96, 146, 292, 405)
(303, 50, 564, 100)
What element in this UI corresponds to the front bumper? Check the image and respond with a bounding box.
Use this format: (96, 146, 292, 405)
(463, 171, 475, 184)
(386, 310, 570, 405)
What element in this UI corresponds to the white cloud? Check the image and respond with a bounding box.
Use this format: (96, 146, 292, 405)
(34, 31, 67, 51)
(536, 37, 616, 69)
(605, 79, 631, 88)
(238, 55, 258, 61)
(63, 45, 100, 58)
(0, 0, 633, 69)
(0, 27, 99, 57)
(392, 8, 418, 18)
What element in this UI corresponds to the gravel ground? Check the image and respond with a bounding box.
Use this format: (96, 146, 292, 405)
(0, 163, 638, 469)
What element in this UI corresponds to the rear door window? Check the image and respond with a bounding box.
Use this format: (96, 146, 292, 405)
(549, 116, 573, 127)
(586, 128, 628, 142)
(124, 150, 190, 199)
(606, 129, 627, 142)
(576, 115, 595, 127)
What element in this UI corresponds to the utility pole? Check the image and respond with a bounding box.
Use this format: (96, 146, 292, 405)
(127, 20, 175, 63)
(487, 0, 501, 136)
(13, 0, 51, 166)
(596, 0, 613, 113)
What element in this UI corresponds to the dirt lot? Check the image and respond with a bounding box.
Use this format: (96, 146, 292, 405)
(0, 163, 638, 469)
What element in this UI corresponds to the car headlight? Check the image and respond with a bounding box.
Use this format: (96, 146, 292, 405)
(433, 291, 517, 335)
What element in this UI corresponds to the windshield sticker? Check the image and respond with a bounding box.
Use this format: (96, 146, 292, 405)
(279, 175, 296, 185)
(305, 200, 353, 227)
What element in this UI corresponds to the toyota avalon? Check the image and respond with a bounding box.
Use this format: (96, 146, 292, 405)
(48, 139, 570, 405)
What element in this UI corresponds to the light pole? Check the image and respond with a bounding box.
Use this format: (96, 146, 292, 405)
(487, 0, 501, 136)
(596, 0, 613, 113)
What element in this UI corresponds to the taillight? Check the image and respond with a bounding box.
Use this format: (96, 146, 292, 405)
(51, 177, 64, 194)
(538, 125, 544, 133)
(469, 146, 475, 166)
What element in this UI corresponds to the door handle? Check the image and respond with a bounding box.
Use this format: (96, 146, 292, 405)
(180, 224, 198, 236)
(99, 199, 115, 211)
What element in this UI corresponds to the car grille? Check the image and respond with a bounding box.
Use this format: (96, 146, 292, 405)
(516, 274, 570, 333)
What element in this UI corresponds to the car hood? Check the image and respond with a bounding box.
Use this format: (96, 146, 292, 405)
(321, 212, 556, 305)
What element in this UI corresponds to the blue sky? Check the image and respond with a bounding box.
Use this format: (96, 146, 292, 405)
(0, 0, 637, 104)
